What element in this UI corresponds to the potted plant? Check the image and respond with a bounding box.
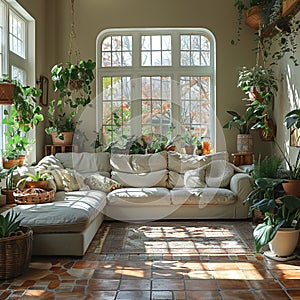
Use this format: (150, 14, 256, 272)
(0, 74, 15, 105)
(1, 163, 18, 204)
(182, 131, 198, 154)
(0, 210, 33, 279)
(276, 108, 300, 196)
(237, 65, 278, 102)
(223, 109, 257, 153)
(1, 79, 43, 166)
(45, 59, 96, 144)
(17, 171, 52, 189)
(252, 193, 300, 258)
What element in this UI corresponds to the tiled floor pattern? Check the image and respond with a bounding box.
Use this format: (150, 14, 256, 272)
(0, 221, 300, 300)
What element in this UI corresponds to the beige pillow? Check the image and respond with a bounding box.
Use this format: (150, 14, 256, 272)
(51, 168, 82, 192)
(111, 169, 168, 187)
(110, 151, 167, 173)
(84, 174, 123, 193)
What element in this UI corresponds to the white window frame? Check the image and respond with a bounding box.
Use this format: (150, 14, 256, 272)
(96, 28, 216, 146)
(0, 0, 36, 161)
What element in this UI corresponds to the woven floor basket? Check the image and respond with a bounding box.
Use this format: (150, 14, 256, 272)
(14, 188, 55, 205)
(0, 226, 33, 280)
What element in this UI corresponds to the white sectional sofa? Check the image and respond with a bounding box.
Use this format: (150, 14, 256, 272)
(2, 150, 253, 256)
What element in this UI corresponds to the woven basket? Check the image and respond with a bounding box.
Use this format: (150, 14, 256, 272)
(14, 188, 55, 205)
(0, 226, 33, 280)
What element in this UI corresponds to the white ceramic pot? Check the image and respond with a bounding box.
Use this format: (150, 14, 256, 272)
(269, 228, 300, 257)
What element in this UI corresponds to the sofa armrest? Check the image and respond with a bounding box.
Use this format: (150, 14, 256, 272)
(230, 173, 253, 218)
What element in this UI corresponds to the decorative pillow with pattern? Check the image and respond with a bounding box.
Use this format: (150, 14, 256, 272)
(84, 174, 123, 193)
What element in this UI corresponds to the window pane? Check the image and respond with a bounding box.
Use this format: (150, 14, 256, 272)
(101, 35, 132, 67)
(9, 10, 25, 58)
(180, 34, 211, 66)
(141, 35, 171, 66)
(102, 76, 131, 144)
(11, 65, 26, 85)
(180, 76, 211, 138)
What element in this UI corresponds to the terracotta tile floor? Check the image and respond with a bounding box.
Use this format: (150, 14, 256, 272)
(0, 220, 300, 300)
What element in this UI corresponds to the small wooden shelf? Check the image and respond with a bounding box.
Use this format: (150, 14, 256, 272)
(45, 144, 79, 156)
(232, 152, 254, 166)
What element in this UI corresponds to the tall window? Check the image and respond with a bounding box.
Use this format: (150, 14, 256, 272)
(0, 0, 35, 157)
(97, 29, 216, 146)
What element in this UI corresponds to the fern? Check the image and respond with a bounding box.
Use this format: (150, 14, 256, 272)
(251, 155, 284, 179)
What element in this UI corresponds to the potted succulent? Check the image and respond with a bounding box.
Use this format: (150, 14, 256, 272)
(0, 210, 33, 279)
(45, 59, 96, 144)
(182, 131, 198, 154)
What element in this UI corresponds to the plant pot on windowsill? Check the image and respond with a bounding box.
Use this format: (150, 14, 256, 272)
(0, 82, 15, 105)
(2, 158, 20, 170)
(51, 132, 74, 146)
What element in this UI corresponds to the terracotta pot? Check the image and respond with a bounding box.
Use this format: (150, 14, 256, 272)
(2, 158, 20, 169)
(185, 145, 196, 155)
(0, 83, 15, 105)
(282, 179, 300, 197)
(18, 155, 26, 167)
(245, 5, 263, 29)
(236, 134, 253, 153)
(1, 189, 16, 204)
(269, 228, 300, 257)
(51, 132, 74, 145)
(26, 180, 49, 189)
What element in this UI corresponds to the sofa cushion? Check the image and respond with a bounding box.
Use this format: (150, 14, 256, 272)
(184, 160, 244, 188)
(170, 188, 236, 205)
(110, 151, 167, 173)
(37, 155, 64, 170)
(84, 173, 123, 193)
(167, 151, 229, 188)
(3, 190, 106, 233)
(51, 168, 86, 191)
(111, 169, 168, 187)
(107, 187, 171, 206)
(55, 152, 111, 176)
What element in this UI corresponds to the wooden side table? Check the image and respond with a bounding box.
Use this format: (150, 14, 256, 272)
(44, 144, 79, 156)
(232, 152, 254, 166)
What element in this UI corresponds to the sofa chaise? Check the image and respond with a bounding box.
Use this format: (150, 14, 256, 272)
(1, 150, 253, 256)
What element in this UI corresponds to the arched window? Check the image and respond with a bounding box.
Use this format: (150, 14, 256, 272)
(96, 28, 216, 147)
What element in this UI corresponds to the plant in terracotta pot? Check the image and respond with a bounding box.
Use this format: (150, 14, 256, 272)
(0, 210, 33, 279)
(182, 131, 198, 155)
(277, 108, 300, 196)
(17, 171, 52, 190)
(252, 192, 300, 258)
(237, 65, 278, 102)
(0, 74, 15, 105)
(45, 59, 96, 144)
(0, 163, 18, 204)
(223, 109, 257, 153)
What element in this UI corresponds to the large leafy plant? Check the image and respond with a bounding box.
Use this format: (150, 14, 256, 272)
(252, 192, 300, 253)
